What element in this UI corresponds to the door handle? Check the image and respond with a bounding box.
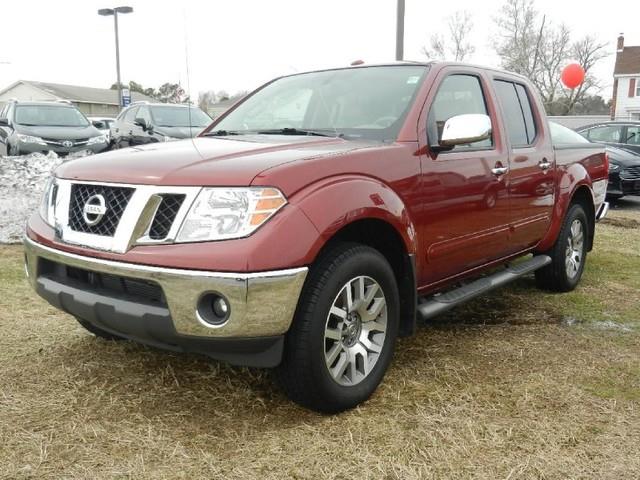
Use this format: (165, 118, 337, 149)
(491, 166, 508, 176)
(539, 158, 552, 170)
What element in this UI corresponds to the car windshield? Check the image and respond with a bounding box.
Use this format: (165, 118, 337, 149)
(151, 106, 211, 128)
(15, 105, 89, 127)
(549, 121, 590, 144)
(212, 65, 429, 141)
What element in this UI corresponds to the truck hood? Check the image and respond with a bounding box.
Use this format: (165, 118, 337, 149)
(55, 135, 373, 186)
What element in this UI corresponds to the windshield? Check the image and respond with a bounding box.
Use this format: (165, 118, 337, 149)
(15, 105, 89, 127)
(151, 106, 211, 128)
(213, 65, 428, 141)
(549, 121, 590, 144)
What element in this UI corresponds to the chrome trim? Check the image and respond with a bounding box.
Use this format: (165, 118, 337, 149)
(51, 178, 201, 253)
(24, 236, 308, 338)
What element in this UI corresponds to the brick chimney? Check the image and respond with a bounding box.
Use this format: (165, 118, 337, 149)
(617, 33, 624, 52)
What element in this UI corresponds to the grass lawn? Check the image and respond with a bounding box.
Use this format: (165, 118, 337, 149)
(1, 205, 639, 479)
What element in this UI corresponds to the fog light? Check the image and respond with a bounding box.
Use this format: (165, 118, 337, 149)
(197, 292, 231, 327)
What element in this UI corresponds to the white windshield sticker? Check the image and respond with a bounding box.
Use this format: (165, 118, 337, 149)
(406, 76, 420, 84)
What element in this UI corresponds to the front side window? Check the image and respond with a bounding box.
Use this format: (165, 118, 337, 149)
(137, 106, 152, 124)
(123, 107, 138, 123)
(14, 105, 89, 127)
(624, 125, 640, 145)
(214, 66, 428, 141)
(427, 74, 493, 150)
(588, 125, 622, 143)
(151, 106, 211, 128)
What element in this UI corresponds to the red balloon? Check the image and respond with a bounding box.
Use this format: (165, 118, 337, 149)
(561, 63, 585, 89)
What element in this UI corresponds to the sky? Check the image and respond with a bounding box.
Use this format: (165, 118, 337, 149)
(0, 0, 633, 101)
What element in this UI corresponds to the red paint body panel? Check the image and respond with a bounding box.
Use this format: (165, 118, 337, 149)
(27, 62, 607, 295)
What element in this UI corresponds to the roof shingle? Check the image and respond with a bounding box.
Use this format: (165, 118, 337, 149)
(614, 47, 640, 75)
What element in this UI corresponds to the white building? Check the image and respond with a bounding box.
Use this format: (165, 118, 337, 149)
(0, 80, 155, 117)
(612, 34, 640, 120)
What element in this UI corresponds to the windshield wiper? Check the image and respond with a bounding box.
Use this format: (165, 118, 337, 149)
(255, 128, 339, 137)
(203, 129, 243, 136)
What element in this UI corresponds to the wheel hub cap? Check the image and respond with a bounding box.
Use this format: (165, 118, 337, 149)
(323, 275, 388, 386)
(565, 219, 585, 279)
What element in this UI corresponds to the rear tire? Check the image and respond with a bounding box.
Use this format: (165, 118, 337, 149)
(75, 317, 125, 341)
(276, 243, 399, 413)
(535, 203, 588, 292)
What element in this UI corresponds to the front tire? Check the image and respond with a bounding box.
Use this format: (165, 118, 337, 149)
(535, 203, 589, 292)
(276, 243, 399, 413)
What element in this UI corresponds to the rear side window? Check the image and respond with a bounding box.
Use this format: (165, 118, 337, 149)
(493, 80, 531, 148)
(514, 84, 536, 143)
(428, 74, 493, 150)
(587, 125, 621, 143)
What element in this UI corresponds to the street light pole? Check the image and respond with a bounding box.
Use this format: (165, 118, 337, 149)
(98, 6, 133, 111)
(113, 11, 122, 111)
(395, 0, 405, 61)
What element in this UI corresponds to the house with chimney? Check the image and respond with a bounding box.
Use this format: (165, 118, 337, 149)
(611, 34, 640, 120)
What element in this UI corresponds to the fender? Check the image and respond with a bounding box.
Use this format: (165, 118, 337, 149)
(536, 161, 595, 253)
(289, 174, 418, 264)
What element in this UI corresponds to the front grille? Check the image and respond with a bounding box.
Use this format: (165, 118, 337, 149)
(148, 194, 185, 240)
(620, 165, 640, 180)
(39, 258, 166, 306)
(68, 184, 134, 236)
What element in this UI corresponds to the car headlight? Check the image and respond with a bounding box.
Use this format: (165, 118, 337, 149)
(609, 162, 620, 171)
(176, 187, 287, 242)
(163, 136, 178, 142)
(87, 135, 108, 145)
(38, 176, 58, 227)
(16, 133, 46, 145)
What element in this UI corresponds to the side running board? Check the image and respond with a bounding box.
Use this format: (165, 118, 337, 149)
(417, 255, 551, 321)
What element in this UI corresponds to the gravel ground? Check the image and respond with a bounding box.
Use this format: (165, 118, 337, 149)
(0, 153, 88, 243)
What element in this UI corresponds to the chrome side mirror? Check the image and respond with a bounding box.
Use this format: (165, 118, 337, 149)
(440, 114, 492, 147)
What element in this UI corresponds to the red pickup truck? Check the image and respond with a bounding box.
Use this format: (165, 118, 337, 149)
(25, 63, 609, 412)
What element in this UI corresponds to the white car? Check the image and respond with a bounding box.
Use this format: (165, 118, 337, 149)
(87, 116, 115, 142)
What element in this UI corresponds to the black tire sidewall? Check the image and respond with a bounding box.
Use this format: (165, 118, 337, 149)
(287, 245, 400, 411)
(555, 204, 588, 290)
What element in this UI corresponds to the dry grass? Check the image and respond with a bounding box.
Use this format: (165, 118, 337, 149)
(1, 206, 639, 479)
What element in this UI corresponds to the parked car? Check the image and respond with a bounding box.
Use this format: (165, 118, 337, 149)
(576, 121, 640, 154)
(87, 116, 115, 142)
(110, 102, 212, 148)
(552, 122, 640, 199)
(25, 63, 609, 413)
(0, 100, 109, 156)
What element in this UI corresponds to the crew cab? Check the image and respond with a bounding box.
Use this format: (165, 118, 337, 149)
(24, 63, 609, 412)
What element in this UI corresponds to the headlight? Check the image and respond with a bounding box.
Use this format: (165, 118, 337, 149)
(609, 162, 620, 171)
(38, 176, 58, 227)
(163, 136, 178, 142)
(87, 135, 108, 145)
(176, 187, 287, 242)
(16, 134, 46, 145)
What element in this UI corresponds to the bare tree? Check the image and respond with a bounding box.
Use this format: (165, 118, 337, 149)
(493, 0, 608, 114)
(198, 90, 217, 112)
(422, 11, 475, 62)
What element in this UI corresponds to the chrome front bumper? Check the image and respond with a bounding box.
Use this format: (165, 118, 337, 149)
(24, 236, 308, 339)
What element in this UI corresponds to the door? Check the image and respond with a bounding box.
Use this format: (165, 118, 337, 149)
(118, 106, 138, 146)
(0, 104, 11, 155)
(418, 71, 511, 286)
(492, 80, 555, 251)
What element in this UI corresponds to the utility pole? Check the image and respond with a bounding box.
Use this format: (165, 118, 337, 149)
(396, 0, 405, 61)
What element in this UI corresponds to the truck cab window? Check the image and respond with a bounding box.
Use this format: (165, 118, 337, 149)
(494, 80, 530, 148)
(427, 74, 493, 150)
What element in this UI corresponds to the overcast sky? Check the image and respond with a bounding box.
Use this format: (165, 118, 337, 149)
(0, 0, 633, 101)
